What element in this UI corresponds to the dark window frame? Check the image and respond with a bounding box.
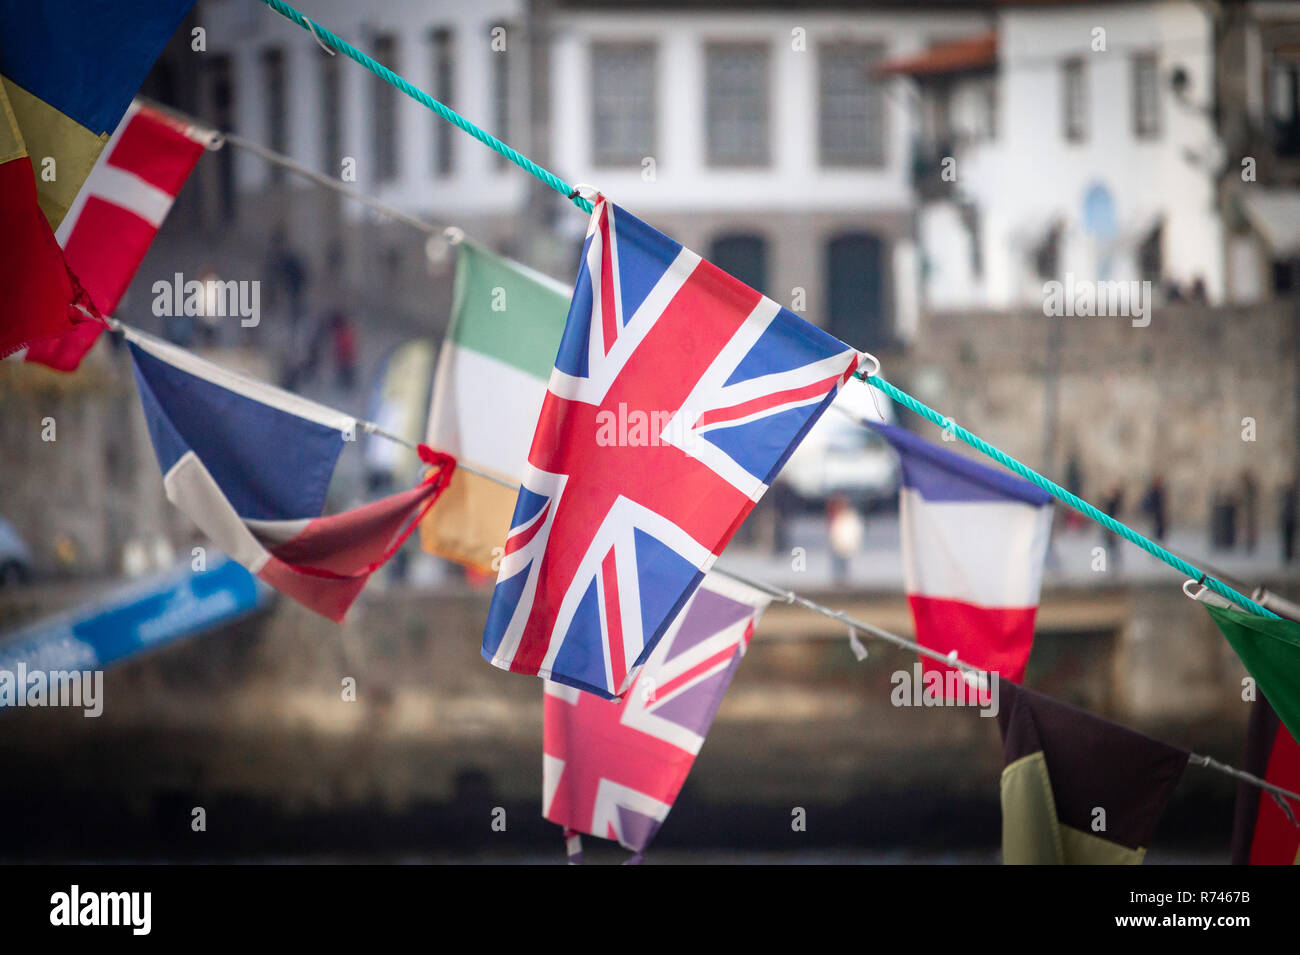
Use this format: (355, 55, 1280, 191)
(590, 41, 658, 168)
(705, 41, 772, 168)
(1062, 57, 1087, 143)
(818, 41, 887, 167)
(1131, 52, 1161, 139)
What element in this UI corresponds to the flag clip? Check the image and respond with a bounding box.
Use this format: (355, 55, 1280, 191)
(847, 627, 868, 662)
(1182, 577, 1233, 609)
(857, 350, 881, 379)
(567, 183, 600, 203)
(1271, 792, 1300, 829)
(306, 18, 336, 56)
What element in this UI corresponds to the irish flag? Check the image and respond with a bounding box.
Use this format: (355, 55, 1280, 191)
(420, 240, 570, 572)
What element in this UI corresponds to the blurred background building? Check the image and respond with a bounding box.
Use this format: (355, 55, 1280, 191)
(1, 0, 1298, 861)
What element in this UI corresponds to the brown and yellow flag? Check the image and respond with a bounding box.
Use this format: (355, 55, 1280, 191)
(997, 679, 1188, 864)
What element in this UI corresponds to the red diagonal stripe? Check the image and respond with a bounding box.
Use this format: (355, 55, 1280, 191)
(504, 502, 550, 556)
(650, 643, 739, 704)
(601, 548, 627, 692)
(599, 204, 618, 355)
(693, 372, 843, 431)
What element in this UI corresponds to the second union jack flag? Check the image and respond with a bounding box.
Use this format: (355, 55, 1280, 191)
(543, 572, 770, 852)
(482, 197, 860, 698)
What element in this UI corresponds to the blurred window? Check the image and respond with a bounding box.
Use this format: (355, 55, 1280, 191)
(320, 46, 341, 174)
(1270, 53, 1300, 157)
(819, 43, 886, 166)
(706, 43, 770, 166)
(262, 48, 286, 182)
(1132, 53, 1161, 139)
(710, 233, 768, 293)
(491, 22, 512, 170)
(431, 28, 455, 175)
(981, 77, 998, 142)
(1062, 58, 1087, 143)
(826, 232, 887, 345)
(372, 34, 400, 182)
(591, 43, 657, 166)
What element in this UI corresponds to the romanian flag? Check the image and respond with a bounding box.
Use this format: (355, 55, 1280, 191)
(0, 0, 194, 354)
(998, 679, 1188, 864)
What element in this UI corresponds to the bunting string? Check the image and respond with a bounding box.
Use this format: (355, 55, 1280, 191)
(255, 0, 1279, 624)
(137, 98, 456, 240)
(107, 319, 504, 481)
(709, 566, 1300, 811)
(858, 375, 1278, 620)
(94, 265, 1300, 816)
(256, 0, 594, 214)
(97, 313, 1299, 812)
(86, 25, 1295, 814)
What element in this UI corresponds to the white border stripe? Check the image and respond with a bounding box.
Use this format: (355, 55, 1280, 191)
(126, 325, 356, 433)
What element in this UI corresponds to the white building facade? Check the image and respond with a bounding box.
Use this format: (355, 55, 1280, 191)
(547, 3, 994, 351)
(904, 0, 1225, 311)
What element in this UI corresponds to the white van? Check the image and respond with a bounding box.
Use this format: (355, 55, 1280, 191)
(776, 376, 899, 512)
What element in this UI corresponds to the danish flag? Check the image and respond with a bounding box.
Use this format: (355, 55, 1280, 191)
(482, 197, 860, 699)
(543, 573, 770, 853)
(25, 101, 212, 371)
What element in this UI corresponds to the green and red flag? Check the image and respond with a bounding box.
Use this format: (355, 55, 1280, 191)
(1230, 696, 1300, 865)
(1207, 605, 1300, 746)
(997, 679, 1188, 864)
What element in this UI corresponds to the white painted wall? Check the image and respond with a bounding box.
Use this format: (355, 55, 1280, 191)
(547, 11, 985, 215)
(925, 1, 1225, 309)
(199, 0, 530, 220)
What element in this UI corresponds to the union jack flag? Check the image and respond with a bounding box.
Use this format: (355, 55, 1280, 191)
(543, 573, 770, 853)
(482, 197, 860, 698)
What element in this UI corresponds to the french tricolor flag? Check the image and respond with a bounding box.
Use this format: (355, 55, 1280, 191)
(128, 329, 453, 622)
(871, 423, 1052, 685)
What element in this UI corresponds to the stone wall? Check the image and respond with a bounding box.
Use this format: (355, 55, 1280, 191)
(883, 302, 1300, 530)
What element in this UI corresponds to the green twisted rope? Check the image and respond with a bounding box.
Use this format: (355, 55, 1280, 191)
(862, 374, 1278, 619)
(257, 0, 593, 214)
(260, 0, 1275, 619)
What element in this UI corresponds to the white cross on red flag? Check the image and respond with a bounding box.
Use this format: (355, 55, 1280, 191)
(25, 101, 213, 371)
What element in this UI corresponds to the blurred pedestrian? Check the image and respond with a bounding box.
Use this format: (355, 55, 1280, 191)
(771, 481, 795, 557)
(267, 228, 308, 328)
(1101, 485, 1125, 566)
(1139, 476, 1167, 542)
(330, 312, 358, 391)
(827, 496, 863, 585)
(1240, 469, 1258, 553)
(1064, 452, 1085, 531)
